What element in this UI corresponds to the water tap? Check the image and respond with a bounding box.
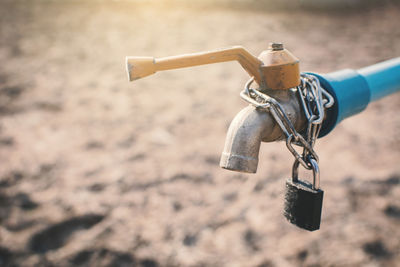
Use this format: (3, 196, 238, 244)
(126, 43, 306, 173)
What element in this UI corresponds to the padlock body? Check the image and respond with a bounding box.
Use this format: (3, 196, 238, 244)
(284, 179, 324, 231)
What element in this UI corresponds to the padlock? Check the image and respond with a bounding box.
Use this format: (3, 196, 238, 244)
(283, 157, 323, 231)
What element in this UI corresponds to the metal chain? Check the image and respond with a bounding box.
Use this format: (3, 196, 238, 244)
(297, 74, 333, 169)
(240, 74, 334, 171)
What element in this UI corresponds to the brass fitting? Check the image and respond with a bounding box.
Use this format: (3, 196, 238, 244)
(258, 43, 300, 90)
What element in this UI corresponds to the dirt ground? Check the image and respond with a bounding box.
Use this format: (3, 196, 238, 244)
(0, 1, 400, 266)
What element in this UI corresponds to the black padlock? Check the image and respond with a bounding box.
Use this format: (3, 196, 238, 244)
(284, 158, 323, 231)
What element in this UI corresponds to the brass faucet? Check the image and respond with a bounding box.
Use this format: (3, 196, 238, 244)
(126, 43, 305, 173)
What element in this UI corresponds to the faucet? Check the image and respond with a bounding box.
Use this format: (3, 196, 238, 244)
(126, 43, 305, 173)
(220, 88, 306, 173)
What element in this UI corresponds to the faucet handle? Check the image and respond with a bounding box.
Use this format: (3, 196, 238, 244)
(126, 46, 263, 85)
(126, 43, 300, 90)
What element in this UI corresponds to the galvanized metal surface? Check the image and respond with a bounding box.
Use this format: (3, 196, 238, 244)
(219, 88, 306, 173)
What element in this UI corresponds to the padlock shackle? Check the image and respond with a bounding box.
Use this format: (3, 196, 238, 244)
(292, 158, 320, 190)
(126, 46, 264, 85)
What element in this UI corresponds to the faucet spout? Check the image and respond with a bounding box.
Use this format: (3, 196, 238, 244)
(220, 106, 272, 173)
(220, 89, 305, 173)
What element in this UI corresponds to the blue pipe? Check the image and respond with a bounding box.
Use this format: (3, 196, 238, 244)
(309, 57, 400, 137)
(358, 58, 400, 102)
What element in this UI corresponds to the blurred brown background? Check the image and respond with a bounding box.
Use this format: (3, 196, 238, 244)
(0, 0, 400, 266)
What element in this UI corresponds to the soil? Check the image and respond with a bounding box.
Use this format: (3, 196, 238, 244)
(0, 1, 400, 266)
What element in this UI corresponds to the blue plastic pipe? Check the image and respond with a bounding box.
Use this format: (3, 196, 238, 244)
(310, 57, 400, 137)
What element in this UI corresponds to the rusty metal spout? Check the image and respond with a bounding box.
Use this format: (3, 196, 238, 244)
(220, 89, 306, 173)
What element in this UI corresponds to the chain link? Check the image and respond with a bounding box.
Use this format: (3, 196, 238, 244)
(240, 74, 334, 172)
